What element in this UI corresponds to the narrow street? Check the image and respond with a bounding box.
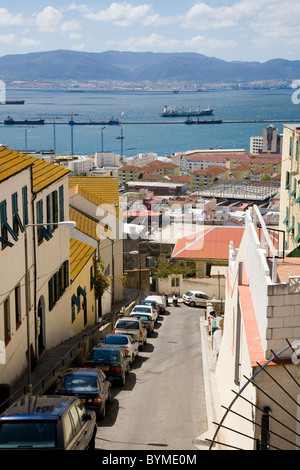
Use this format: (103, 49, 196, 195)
(95, 303, 209, 451)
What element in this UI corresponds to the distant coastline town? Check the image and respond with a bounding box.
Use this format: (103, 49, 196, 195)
(5, 78, 295, 92)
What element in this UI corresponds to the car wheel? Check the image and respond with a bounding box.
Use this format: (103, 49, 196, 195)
(189, 301, 196, 307)
(88, 431, 96, 451)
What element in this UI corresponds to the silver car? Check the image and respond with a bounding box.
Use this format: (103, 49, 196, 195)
(182, 291, 213, 307)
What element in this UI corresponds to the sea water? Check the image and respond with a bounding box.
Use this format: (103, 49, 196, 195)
(0, 87, 299, 157)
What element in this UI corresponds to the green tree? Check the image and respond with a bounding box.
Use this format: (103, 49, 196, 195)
(155, 257, 196, 279)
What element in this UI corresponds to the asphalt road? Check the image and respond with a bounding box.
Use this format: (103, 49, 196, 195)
(95, 303, 209, 451)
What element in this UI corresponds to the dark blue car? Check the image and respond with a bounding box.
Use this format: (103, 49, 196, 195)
(0, 395, 97, 450)
(84, 346, 131, 386)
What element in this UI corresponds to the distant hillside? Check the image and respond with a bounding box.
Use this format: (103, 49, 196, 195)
(1, 49, 300, 83)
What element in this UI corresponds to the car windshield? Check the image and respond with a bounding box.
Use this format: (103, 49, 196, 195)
(62, 375, 98, 392)
(92, 349, 120, 362)
(105, 336, 127, 345)
(132, 315, 149, 322)
(141, 301, 155, 306)
(133, 307, 151, 313)
(185, 292, 193, 296)
(0, 421, 56, 449)
(116, 320, 139, 329)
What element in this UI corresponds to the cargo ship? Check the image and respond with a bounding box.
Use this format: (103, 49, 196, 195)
(161, 105, 214, 117)
(0, 100, 25, 105)
(4, 116, 45, 125)
(69, 117, 120, 126)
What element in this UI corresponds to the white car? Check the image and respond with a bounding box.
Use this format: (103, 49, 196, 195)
(182, 291, 213, 307)
(131, 304, 158, 322)
(145, 295, 166, 313)
(100, 333, 139, 365)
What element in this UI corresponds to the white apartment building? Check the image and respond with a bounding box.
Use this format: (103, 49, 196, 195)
(250, 136, 263, 155)
(125, 152, 158, 167)
(0, 147, 71, 387)
(68, 155, 94, 174)
(95, 152, 120, 168)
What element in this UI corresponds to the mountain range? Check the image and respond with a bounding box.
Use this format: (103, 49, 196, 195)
(1, 49, 300, 83)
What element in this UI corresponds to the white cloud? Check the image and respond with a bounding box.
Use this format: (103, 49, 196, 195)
(61, 19, 81, 33)
(20, 38, 41, 48)
(36, 6, 63, 32)
(0, 34, 15, 45)
(251, 1, 300, 47)
(71, 43, 85, 51)
(181, 0, 261, 30)
(0, 9, 23, 26)
(117, 33, 180, 51)
(83, 2, 174, 27)
(186, 35, 238, 50)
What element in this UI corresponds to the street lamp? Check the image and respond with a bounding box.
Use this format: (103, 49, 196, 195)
(24, 220, 76, 394)
(111, 249, 138, 315)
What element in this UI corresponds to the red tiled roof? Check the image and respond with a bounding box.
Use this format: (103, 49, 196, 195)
(172, 226, 244, 260)
(192, 165, 227, 176)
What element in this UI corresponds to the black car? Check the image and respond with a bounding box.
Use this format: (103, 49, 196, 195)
(84, 346, 131, 386)
(55, 368, 112, 420)
(0, 395, 97, 450)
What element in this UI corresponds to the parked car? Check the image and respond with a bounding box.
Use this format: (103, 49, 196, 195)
(131, 304, 158, 322)
(0, 395, 97, 450)
(145, 295, 166, 313)
(100, 333, 139, 365)
(182, 291, 213, 307)
(54, 368, 111, 420)
(113, 316, 147, 350)
(84, 346, 131, 387)
(140, 299, 159, 318)
(129, 313, 155, 336)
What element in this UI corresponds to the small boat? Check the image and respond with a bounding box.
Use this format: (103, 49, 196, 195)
(0, 100, 25, 105)
(69, 117, 120, 126)
(4, 116, 45, 125)
(185, 118, 222, 125)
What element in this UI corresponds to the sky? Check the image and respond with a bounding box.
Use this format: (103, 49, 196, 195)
(0, 1, 299, 63)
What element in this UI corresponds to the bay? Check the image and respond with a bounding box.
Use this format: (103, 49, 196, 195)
(0, 87, 299, 158)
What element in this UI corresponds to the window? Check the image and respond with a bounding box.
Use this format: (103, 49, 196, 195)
(4, 298, 10, 345)
(48, 261, 69, 311)
(36, 200, 43, 244)
(0, 200, 8, 249)
(283, 207, 289, 226)
(59, 185, 64, 222)
(11, 192, 24, 235)
(46, 191, 58, 232)
(290, 136, 294, 157)
(15, 284, 21, 326)
(22, 186, 28, 226)
(285, 171, 291, 190)
(0, 200, 17, 249)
